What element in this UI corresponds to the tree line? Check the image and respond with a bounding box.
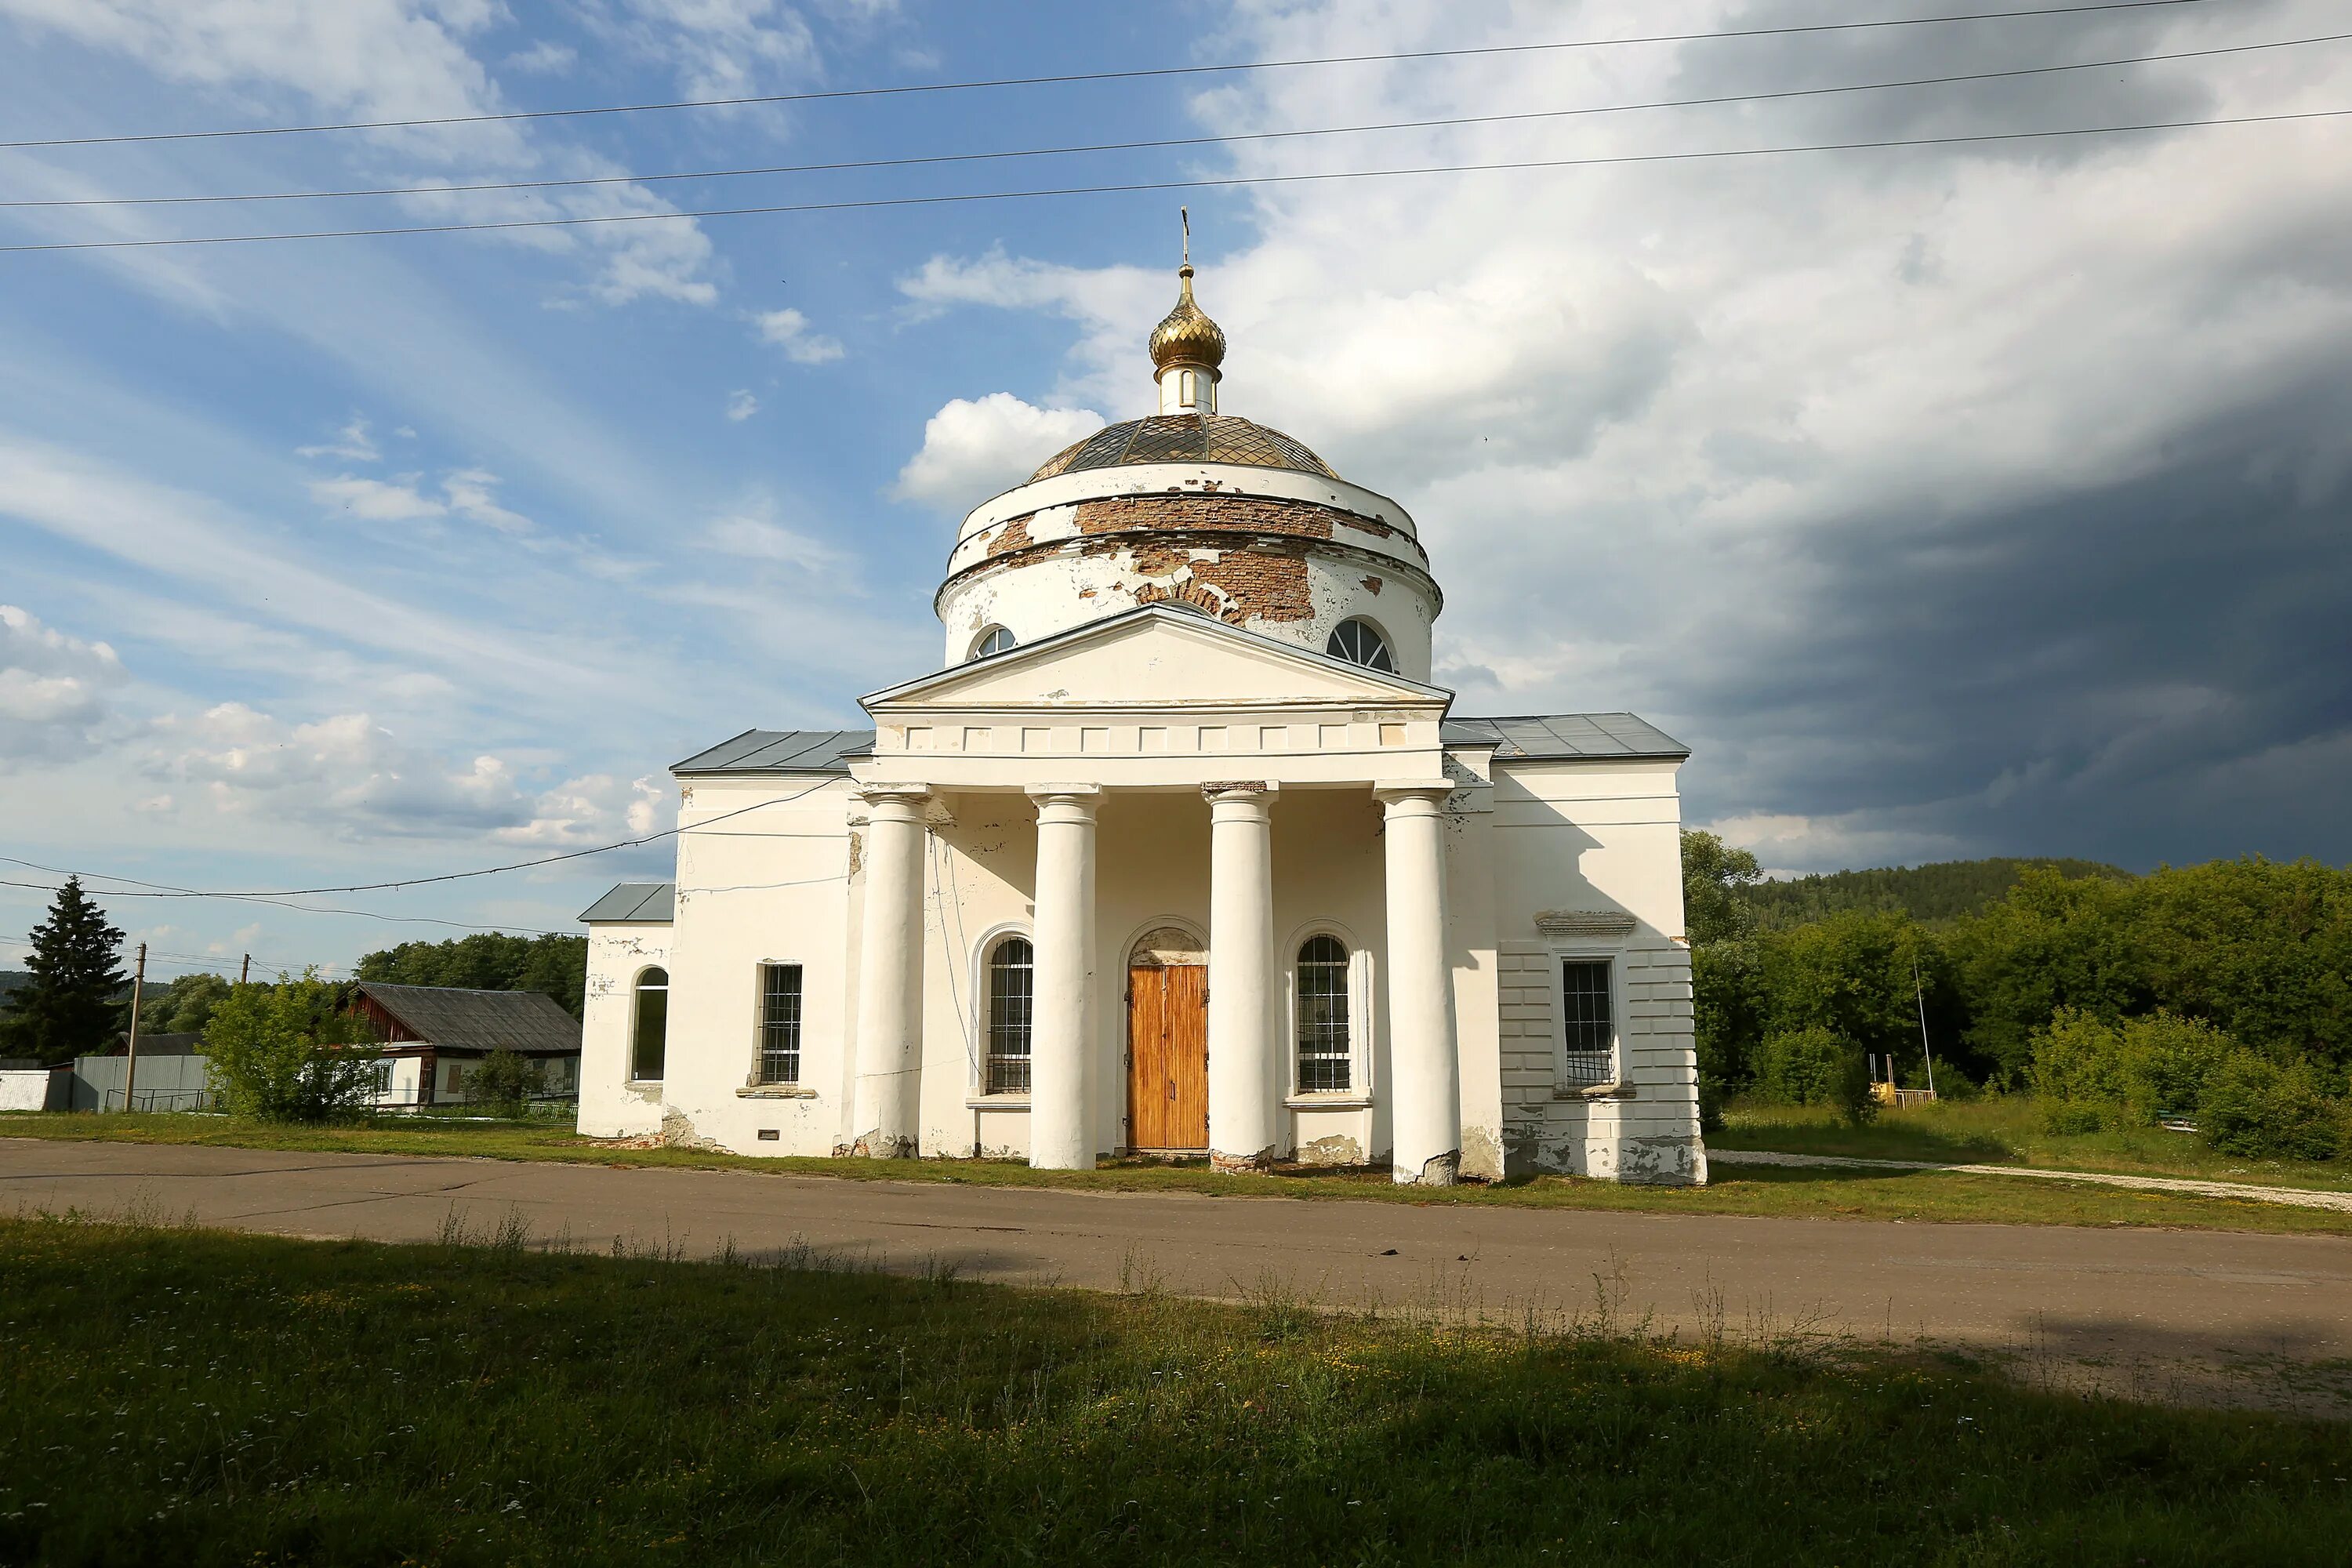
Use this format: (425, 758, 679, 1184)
(1683, 833, 2352, 1156)
(0, 879, 588, 1067)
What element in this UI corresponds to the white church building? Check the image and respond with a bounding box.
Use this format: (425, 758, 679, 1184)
(578, 252, 1707, 1186)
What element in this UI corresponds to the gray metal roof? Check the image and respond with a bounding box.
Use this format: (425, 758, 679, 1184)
(673, 728, 873, 775)
(579, 882, 675, 924)
(354, 983, 583, 1055)
(1443, 713, 1690, 761)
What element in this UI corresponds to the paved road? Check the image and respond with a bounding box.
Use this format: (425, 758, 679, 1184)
(6, 1139, 2348, 1387)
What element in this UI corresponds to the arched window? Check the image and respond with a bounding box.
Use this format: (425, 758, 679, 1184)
(1327, 619, 1396, 673)
(1295, 935, 1352, 1092)
(971, 626, 1016, 661)
(985, 936, 1034, 1093)
(631, 967, 669, 1082)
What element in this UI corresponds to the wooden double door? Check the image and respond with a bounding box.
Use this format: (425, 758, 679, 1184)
(1127, 963, 1208, 1151)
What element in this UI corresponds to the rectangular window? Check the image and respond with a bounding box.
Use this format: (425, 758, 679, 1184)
(759, 963, 804, 1085)
(1295, 938, 1352, 1093)
(445, 1061, 467, 1094)
(1559, 958, 1617, 1087)
(985, 938, 1034, 1094)
(371, 1061, 393, 1097)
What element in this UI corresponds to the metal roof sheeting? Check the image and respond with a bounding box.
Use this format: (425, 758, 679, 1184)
(354, 983, 583, 1055)
(672, 728, 873, 775)
(1443, 713, 1690, 761)
(579, 882, 675, 923)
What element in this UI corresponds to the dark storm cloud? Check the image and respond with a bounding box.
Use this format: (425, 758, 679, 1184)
(1674, 369, 2352, 868)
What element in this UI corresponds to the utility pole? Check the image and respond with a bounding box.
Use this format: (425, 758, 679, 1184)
(122, 942, 147, 1113)
(239, 953, 251, 985)
(1911, 953, 1938, 1098)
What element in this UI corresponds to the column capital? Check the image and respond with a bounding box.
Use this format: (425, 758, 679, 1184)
(856, 782, 932, 805)
(1202, 779, 1278, 804)
(1025, 782, 1103, 806)
(1373, 779, 1453, 809)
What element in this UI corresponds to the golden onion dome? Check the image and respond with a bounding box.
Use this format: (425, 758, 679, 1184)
(1148, 263, 1226, 376)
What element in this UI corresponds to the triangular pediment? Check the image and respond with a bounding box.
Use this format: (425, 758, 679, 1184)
(865, 606, 1448, 713)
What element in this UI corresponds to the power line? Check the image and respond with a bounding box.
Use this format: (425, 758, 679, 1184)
(8, 31, 2334, 212)
(0, 775, 839, 899)
(0, 879, 568, 937)
(0, 1, 2219, 152)
(3, 107, 2342, 256)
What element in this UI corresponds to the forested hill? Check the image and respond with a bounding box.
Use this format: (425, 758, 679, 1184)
(1737, 858, 2132, 927)
(0, 969, 30, 1004)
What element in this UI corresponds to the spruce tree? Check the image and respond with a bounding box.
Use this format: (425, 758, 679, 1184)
(2, 877, 127, 1065)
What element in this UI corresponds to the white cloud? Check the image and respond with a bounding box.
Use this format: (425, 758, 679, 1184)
(499, 772, 666, 844)
(310, 474, 446, 521)
(702, 505, 845, 572)
(306, 467, 531, 532)
(296, 416, 381, 463)
(503, 39, 575, 74)
(725, 389, 760, 422)
(0, 604, 126, 764)
(891, 394, 1102, 513)
(605, 0, 817, 103)
(441, 468, 532, 533)
(751, 307, 845, 364)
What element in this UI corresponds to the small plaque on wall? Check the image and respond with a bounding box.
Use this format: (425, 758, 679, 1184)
(1534, 909, 1638, 938)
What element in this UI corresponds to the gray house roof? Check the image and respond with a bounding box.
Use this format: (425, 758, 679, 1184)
(1442, 713, 1690, 761)
(674, 728, 872, 775)
(354, 983, 583, 1056)
(579, 882, 675, 923)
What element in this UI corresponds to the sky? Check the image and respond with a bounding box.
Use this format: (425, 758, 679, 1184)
(1, 0, 2348, 984)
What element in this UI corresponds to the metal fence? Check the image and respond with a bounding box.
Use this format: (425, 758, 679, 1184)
(71, 1054, 212, 1112)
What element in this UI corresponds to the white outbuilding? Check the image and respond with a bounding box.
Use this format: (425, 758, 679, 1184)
(579, 255, 1707, 1186)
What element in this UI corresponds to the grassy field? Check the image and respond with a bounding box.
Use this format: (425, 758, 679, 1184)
(6, 1110, 2351, 1236)
(1715, 1098, 2352, 1190)
(2, 1212, 2347, 1566)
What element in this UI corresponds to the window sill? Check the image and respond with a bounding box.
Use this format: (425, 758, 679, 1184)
(626, 1079, 665, 1091)
(736, 1085, 818, 1099)
(1285, 1093, 1372, 1110)
(967, 1094, 1031, 1110)
(1554, 1082, 1635, 1101)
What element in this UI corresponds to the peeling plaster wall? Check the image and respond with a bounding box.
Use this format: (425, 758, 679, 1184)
(938, 467, 1439, 677)
(943, 539, 1436, 679)
(1483, 758, 1707, 1186)
(578, 924, 671, 1139)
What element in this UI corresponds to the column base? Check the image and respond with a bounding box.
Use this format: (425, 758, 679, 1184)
(1393, 1149, 1460, 1186)
(840, 1132, 918, 1160)
(1210, 1145, 1278, 1174)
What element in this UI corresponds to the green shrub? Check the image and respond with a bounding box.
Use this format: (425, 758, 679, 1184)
(204, 974, 379, 1123)
(1754, 1027, 1874, 1123)
(469, 1048, 542, 1120)
(2200, 1054, 2344, 1161)
(2027, 1009, 2126, 1131)
(2028, 1009, 2237, 1133)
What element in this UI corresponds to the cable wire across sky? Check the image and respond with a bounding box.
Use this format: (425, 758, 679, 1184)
(2, 108, 2343, 255)
(5, 31, 2338, 212)
(0, 0, 2223, 152)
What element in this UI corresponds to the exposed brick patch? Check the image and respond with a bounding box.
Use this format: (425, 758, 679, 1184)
(1362, 575, 1383, 594)
(1071, 493, 1377, 542)
(1125, 546, 1316, 623)
(985, 517, 1031, 557)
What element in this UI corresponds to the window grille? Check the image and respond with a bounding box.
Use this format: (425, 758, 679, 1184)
(985, 937, 1034, 1094)
(1295, 935, 1352, 1092)
(632, 967, 669, 1082)
(759, 963, 803, 1085)
(1559, 958, 1616, 1087)
(1326, 618, 1396, 673)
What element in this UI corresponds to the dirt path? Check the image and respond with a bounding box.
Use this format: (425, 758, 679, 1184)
(7, 1138, 2348, 1410)
(1710, 1149, 2352, 1212)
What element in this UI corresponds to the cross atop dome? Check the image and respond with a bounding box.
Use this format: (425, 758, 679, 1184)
(1149, 208, 1226, 415)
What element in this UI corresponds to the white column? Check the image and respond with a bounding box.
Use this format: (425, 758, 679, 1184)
(1205, 782, 1278, 1171)
(1378, 783, 1461, 1185)
(849, 786, 929, 1158)
(1027, 786, 1101, 1171)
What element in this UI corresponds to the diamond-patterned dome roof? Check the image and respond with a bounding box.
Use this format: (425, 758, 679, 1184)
(1029, 414, 1337, 481)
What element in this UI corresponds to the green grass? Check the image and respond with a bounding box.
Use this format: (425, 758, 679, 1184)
(3, 1213, 2348, 1566)
(1715, 1097, 2352, 1191)
(8, 1111, 2352, 1236)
